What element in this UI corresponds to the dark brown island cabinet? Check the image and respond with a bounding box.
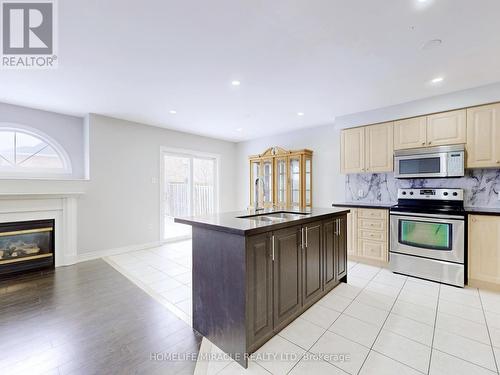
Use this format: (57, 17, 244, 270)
(175, 208, 349, 368)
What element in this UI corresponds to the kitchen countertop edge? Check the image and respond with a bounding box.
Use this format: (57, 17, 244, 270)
(175, 208, 351, 236)
(333, 202, 394, 209)
(464, 207, 500, 216)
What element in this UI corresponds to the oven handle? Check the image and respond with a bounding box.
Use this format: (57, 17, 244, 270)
(390, 212, 465, 222)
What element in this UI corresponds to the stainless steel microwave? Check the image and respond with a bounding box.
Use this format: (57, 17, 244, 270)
(394, 145, 465, 179)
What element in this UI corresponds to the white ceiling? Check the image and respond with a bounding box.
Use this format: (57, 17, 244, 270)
(1, 0, 500, 141)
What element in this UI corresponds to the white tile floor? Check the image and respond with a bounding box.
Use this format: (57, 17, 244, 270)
(106, 242, 500, 375)
(104, 240, 193, 324)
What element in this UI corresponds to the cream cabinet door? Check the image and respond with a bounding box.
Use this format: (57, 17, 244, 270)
(341, 127, 365, 173)
(393, 117, 427, 150)
(347, 208, 358, 257)
(466, 104, 500, 168)
(358, 239, 387, 262)
(469, 215, 500, 285)
(365, 122, 394, 172)
(426, 109, 466, 146)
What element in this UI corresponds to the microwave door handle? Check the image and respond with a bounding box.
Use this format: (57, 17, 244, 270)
(441, 154, 448, 176)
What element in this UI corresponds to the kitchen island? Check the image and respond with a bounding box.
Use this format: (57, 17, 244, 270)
(175, 207, 349, 368)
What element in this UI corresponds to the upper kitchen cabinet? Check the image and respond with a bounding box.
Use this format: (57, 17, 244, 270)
(249, 147, 313, 209)
(466, 103, 500, 168)
(426, 109, 467, 147)
(393, 110, 466, 150)
(394, 116, 427, 150)
(341, 127, 365, 173)
(365, 122, 394, 172)
(341, 122, 393, 174)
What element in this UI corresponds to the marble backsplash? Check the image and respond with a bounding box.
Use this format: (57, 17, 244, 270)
(345, 169, 500, 208)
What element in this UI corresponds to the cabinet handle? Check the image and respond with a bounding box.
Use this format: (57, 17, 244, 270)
(421, 142, 425, 146)
(428, 141, 432, 145)
(271, 235, 275, 261)
(305, 227, 308, 248)
(301, 228, 305, 249)
(496, 160, 500, 164)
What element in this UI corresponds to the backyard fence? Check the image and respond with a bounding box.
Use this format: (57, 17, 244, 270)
(165, 182, 214, 217)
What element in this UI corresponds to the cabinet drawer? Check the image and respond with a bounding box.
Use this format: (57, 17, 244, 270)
(358, 208, 387, 220)
(359, 239, 387, 261)
(358, 218, 386, 231)
(359, 229, 386, 242)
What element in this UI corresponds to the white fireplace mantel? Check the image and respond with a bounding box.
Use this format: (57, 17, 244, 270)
(0, 192, 84, 267)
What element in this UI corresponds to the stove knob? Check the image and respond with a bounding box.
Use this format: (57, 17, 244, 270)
(402, 191, 407, 195)
(409, 192, 414, 195)
(453, 192, 458, 196)
(443, 192, 449, 196)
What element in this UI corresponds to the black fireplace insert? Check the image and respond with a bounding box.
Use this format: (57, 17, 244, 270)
(0, 219, 55, 277)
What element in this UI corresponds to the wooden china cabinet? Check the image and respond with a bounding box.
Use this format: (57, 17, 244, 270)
(249, 147, 313, 209)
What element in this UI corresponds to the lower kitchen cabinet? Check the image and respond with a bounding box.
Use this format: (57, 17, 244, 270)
(246, 214, 348, 352)
(273, 226, 302, 331)
(302, 221, 323, 309)
(182, 209, 349, 369)
(336, 216, 347, 279)
(246, 232, 274, 350)
(345, 207, 389, 265)
(323, 219, 336, 291)
(468, 215, 500, 287)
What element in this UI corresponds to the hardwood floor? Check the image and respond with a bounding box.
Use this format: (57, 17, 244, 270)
(0, 260, 201, 375)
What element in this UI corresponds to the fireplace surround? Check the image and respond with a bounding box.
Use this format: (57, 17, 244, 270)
(0, 193, 80, 271)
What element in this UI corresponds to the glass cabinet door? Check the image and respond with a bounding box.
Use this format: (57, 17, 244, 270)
(250, 160, 261, 207)
(289, 157, 301, 208)
(305, 157, 312, 207)
(275, 157, 287, 208)
(262, 159, 273, 207)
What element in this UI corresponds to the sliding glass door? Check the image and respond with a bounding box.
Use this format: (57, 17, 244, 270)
(162, 150, 218, 241)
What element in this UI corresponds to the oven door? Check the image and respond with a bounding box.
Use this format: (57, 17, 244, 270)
(390, 212, 464, 263)
(394, 152, 447, 178)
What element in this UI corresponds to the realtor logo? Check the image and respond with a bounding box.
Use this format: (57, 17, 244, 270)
(1, 0, 58, 68)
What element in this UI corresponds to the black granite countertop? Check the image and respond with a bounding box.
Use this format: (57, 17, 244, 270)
(174, 207, 350, 235)
(333, 202, 395, 209)
(465, 207, 500, 215)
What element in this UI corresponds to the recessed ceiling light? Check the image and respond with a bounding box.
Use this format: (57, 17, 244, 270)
(422, 39, 442, 50)
(231, 80, 241, 86)
(236, 127, 243, 132)
(431, 77, 444, 84)
(418, 0, 427, 2)
(169, 110, 177, 114)
(297, 112, 305, 116)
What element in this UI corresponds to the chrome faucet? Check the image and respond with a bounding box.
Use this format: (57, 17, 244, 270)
(254, 177, 265, 211)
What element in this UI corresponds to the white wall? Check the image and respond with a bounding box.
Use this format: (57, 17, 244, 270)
(235, 123, 341, 210)
(335, 81, 500, 129)
(0, 102, 87, 179)
(78, 114, 237, 254)
(235, 82, 500, 209)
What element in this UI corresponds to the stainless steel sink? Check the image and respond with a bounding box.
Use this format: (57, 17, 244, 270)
(264, 212, 309, 220)
(244, 216, 283, 222)
(237, 211, 310, 222)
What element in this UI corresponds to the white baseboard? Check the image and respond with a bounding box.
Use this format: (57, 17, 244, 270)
(73, 241, 164, 264)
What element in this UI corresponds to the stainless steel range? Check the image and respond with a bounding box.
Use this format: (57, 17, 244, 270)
(389, 188, 465, 287)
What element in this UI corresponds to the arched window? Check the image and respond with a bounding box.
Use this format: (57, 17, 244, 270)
(0, 125, 72, 177)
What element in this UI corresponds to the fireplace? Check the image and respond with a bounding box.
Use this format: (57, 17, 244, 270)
(0, 219, 55, 277)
